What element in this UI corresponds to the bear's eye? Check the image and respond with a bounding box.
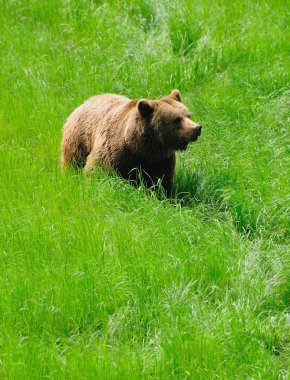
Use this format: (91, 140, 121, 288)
(174, 117, 181, 124)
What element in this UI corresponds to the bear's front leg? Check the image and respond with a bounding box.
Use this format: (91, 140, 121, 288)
(152, 154, 176, 197)
(162, 154, 176, 197)
(161, 178, 174, 197)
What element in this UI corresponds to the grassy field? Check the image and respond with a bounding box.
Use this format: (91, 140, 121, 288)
(0, 0, 289, 378)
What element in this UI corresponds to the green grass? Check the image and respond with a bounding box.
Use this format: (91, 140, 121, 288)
(0, 0, 289, 378)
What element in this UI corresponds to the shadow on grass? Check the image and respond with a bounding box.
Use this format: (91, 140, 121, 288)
(175, 169, 289, 243)
(173, 169, 261, 238)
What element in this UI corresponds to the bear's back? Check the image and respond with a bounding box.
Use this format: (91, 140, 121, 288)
(85, 93, 130, 117)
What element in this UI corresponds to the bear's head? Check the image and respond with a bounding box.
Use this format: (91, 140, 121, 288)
(137, 90, 202, 151)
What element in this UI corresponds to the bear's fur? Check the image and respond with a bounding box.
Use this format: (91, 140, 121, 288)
(61, 90, 202, 195)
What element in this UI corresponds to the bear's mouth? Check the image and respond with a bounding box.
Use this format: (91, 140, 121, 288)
(190, 130, 202, 142)
(175, 133, 200, 151)
(191, 134, 200, 142)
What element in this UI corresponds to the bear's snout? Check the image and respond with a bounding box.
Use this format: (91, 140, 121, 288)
(188, 124, 202, 142)
(196, 125, 202, 136)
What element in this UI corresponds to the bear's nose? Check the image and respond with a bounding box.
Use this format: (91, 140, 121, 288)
(196, 125, 202, 135)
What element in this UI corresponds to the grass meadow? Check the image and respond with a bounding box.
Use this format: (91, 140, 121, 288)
(0, 0, 289, 378)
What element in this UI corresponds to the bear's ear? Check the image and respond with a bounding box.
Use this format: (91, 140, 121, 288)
(137, 100, 154, 117)
(169, 89, 182, 102)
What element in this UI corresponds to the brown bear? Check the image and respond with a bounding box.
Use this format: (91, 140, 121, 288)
(61, 90, 202, 195)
